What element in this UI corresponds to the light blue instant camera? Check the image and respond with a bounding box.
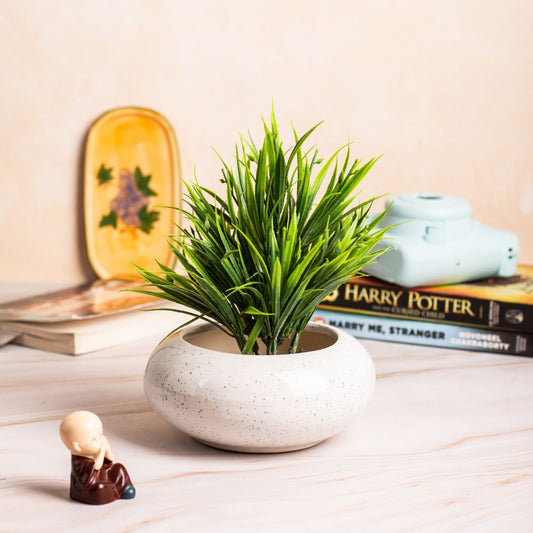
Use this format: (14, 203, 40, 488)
(364, 193, 519, 287)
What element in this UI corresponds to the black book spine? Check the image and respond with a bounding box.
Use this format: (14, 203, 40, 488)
(318, 280, 533, 333)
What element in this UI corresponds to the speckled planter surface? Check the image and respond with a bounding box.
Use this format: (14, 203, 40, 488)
(144, 322, 375, 453)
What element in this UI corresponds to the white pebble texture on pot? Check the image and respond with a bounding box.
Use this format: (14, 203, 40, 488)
(144, 322, 375, 453)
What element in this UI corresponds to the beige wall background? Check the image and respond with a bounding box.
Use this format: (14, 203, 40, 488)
(1, 0, 532, 283)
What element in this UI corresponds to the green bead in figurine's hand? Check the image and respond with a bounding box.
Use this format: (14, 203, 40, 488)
(59, 411, 135, 505)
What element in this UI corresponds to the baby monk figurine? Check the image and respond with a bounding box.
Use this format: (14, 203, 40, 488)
(59, 411, 135, 505)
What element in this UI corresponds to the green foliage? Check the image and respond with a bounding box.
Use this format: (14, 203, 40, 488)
(135, 110, 389, 355)
(138, 206, 160, 234)
(99, 210, 117, 228)
(97, 164, 113, 185)
(135, 167, 157, 197)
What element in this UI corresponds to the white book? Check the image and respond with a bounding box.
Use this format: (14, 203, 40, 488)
(0, 305, 192, 355)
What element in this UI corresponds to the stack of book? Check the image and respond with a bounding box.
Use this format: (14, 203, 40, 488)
(313, 265, 533, 356)
(0, 279, 186, 355)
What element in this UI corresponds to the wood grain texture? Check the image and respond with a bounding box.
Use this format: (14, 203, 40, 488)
(1, 285, 532, 532)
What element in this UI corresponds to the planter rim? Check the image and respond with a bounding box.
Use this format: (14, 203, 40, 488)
(172, 321, 341, 357)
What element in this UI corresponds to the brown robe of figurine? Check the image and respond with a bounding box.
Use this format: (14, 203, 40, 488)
(70, 455, 133, 505)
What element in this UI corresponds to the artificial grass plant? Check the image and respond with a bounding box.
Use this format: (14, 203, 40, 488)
(135, 110, 389, 354)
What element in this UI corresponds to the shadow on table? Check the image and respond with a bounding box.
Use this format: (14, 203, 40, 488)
(106, 409, 328, 459)
(25, 480, 69, 502)
(105, 410, 230, 457)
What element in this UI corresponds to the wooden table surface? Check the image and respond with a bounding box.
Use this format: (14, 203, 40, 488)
(1, 284, 532, 532)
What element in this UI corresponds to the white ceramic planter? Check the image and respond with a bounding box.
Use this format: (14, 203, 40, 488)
(144, 322, 375, 453)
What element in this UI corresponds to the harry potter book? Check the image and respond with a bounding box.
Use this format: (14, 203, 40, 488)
(317, 265, 533, 333)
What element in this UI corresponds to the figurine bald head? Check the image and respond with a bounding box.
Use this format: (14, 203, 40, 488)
(60, 411, 114, 470)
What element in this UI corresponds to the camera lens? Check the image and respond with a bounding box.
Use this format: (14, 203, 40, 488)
(418, 193, 442, 200)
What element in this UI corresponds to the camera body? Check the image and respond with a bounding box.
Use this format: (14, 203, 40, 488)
(364, 193, 519, 287)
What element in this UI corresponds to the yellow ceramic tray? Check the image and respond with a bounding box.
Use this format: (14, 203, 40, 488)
(84, 107, 180, 279)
